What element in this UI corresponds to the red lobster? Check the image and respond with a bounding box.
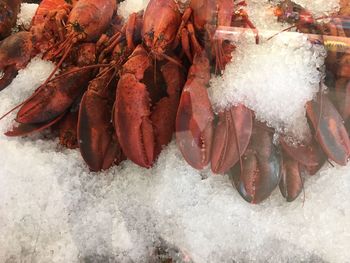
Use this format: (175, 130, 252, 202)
(266, 0, 350, 202)
(5, 42, 96, 138)
(176, 0, 254, 173)
(114, 0, 186, 168)
(77, 12, 144, 171)
(0, 0, 117, 92)
(0, 0, 73, 91)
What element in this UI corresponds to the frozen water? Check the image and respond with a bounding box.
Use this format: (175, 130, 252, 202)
(118, 0, 150, 20)
(17, 3, 39, 29)
(1, 125, 350, 262)
(0, 0, 350, 262)
(208, 32, 326, 140)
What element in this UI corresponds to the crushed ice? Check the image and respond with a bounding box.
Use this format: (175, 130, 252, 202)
(209, 32, 327, 140)
(1, 0, 349, 262)
(16, 3, 39, 29)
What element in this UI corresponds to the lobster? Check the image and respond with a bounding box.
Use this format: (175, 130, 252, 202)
(0, 0, 73, 91)
(175, 0, 255, 174)
(112, 0, 188, 168)
(3, 10, 143, 171)
(0, 0, 21, 40)
(78, 68, 124, 171)
(77, 12, 144, 171)
(115, 44, 185, 168)
(5, 42, 96, 138)
(256, 0, 350, 203)
(0, 0, 117, 92)
(40, 0, 117, 85)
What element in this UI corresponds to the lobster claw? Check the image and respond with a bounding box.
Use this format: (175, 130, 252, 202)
(230, 122, 281, 204)
(176, 52, 214, 170)
(16, 67, 91, 124)
(306, 93, 350, 165)
(0, 66, 18, 91)
(279, 152, 303, 202)
(115, 45, 183, 168)
(78, 74, 124, 172)
(0, 31, 33, 91)
(211, 104, 253, 174)
(151, 61, 185, 157)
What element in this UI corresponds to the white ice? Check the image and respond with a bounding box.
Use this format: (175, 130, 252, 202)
(1, 0, 350, 262)
(118, 0, 150, 20)
(208, 32, 326, 140)
(16, 3, 39, 29)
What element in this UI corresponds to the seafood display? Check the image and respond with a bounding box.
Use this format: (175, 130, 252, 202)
(1, 0, 350, 206)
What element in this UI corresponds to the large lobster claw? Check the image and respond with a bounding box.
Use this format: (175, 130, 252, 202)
(0, 31, 33, 91)
(115, 45, 184, 168)
(151, 61, 185, 157)
(211, 104, 253, 174)
(230, 122, 281, 204)
(176, 51, 214, 170)
(16, 67, 91, 124)
(78, 72, 124, 172)
(306, 93, 350, 165)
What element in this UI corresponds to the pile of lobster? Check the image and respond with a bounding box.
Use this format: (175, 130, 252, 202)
(0, 0, 350, 204)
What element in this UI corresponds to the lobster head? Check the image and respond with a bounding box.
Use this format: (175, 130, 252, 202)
(142, 0, 182, 56)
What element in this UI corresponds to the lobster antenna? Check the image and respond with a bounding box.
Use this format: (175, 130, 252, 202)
(267, 15, 330, 41)
(45, 64, 110, 81)
(0, 102, 27, 121)
(41, 41, 75, 87)
(266, 25, 296, 41)
(153, 51, 184, 68)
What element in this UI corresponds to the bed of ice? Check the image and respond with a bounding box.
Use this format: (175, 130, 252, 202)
(1, 1, 349, 262)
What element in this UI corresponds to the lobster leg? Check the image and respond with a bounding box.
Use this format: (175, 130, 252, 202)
(230, 122, 281, 204)
(306, 93, 350, 165)
(211, 104, 253, 174)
